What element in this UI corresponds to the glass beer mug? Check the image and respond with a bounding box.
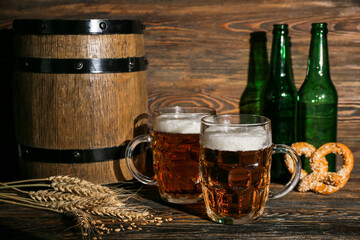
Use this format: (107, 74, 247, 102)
(126, 106, 215, 204)
(199, 114, 301, 224)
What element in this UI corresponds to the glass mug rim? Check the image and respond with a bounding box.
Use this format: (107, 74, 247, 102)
(126, 105, 216, 204)
(199, 113, 301, 224)
(153, 105, 216, 117)
(201, 114, 271, 127)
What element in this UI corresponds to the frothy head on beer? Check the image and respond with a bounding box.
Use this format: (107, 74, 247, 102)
(200, 114, 272, 152)
(154, 113, 207, 134)
(202, 127, 271, 152)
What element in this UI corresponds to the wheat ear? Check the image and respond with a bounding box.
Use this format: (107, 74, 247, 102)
(49, 176, 116, 195)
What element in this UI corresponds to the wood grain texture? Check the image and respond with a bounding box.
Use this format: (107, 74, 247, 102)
(0, 141, 358, 239)
(12, 27, 148, 183)
(14, 34, 145, 58)
(19, 157, 133, 183)
(13, 72, 147, 149)
(0, 1, 359, 175)
(0, 1, 359, 238)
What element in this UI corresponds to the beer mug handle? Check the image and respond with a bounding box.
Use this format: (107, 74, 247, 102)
(269, 144, 301, 199)
(125, 134, 157, 186)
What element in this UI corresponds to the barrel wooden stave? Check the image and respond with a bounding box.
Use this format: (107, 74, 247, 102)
(19, 158, 133, 183)
(14, 71, 147, 150)
(13, 20, 147, 183)
(14, 34, 145, 58)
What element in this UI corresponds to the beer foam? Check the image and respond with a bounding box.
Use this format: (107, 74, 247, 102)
(202, 127, 271, 151)
(155, 113, 204, 134)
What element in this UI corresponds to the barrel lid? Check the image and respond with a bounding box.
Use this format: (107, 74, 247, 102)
(13, 19, 145, 35)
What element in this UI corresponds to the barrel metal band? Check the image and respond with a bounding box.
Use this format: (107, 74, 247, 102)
(18, 144, 130, 164)
(15, 57, 148, 74)
(13, 19, 145, 35)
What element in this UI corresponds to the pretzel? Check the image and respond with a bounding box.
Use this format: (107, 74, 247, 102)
(285, 142, 354, 195)
(285, 142, 328, 192)
(311, 143, 354, 194)
(285, 142, 317, 180)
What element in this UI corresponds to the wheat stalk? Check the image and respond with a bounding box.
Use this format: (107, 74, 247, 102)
(0, 175, 171, 239)
(29, 190, 82, 202)
(72, 210, 92, 229)
(0, 193, 62, 213)
(86, 206, 149, 220)
(51, 182, 101, 197)
(49, 176, 116, 195)
(43, 195, 117, 212)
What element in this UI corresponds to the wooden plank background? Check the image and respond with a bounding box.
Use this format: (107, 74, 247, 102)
(0, 0, 359, 181)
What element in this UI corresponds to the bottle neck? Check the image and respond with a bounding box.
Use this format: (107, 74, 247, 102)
(269, 29, 292, 81)
(248, 38, 268, 84)
(306, 30, 330, 79)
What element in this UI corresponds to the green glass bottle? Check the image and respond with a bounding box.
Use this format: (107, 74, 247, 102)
(298, 23, 337, 173)
(240, 32, 269, 115)
(260, 24, 297, 182)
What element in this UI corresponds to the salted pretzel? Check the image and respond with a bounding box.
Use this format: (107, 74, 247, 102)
(285, 142, 328, 192)
(311, 143, 354, 194)
(285, 142, 317, 180)
(285, 142, 354, 194)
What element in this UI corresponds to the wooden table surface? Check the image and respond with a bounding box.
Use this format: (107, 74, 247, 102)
(0, 1, 359, 239)
(0, 140, 359, 240)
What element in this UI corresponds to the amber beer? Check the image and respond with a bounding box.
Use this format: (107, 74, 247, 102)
(152, 113, 210, 203)
(152, 133, 200, 198)
(200, 130, 272, 223)
(126, 106, 215, 204)
(199, 114, 301, 224)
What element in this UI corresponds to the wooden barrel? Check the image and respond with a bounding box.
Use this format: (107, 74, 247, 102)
(12, 19, 148, 183)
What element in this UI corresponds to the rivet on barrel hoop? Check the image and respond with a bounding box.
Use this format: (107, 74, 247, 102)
(40, 23, 47, 31)
(13, 19, 147, 183)
(74, 61, 83, 70)
(73, 151, 81, 160)
(128, 59, 135, 71)
(99, 22, 107, 30)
